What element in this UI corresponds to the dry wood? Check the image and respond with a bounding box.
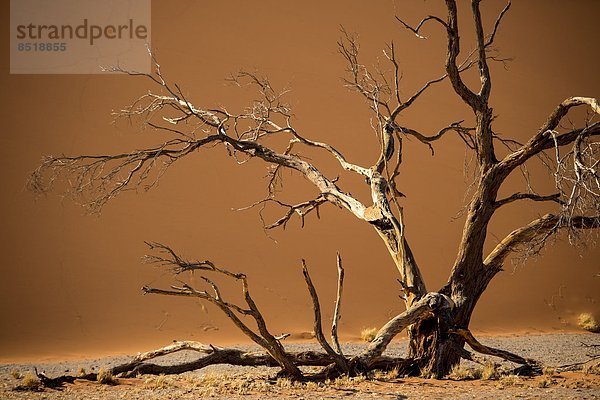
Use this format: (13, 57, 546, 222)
(141, 243, 302, 378)
(450, 329, 537, 367)
(32, 340, 424, 387)
(34, 341, 338, 385)
(28, 0, 599, 381)
(359, 292, 453, 364)
(331, 252, 345, 358)
(301, 260, 349, 372)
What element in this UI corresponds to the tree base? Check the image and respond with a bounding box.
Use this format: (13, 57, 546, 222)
(27, 332, 549, 390)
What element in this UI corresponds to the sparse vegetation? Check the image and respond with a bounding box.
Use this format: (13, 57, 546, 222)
(583, 361, 600, 375)
(137, 371, 373, 397)
(449, 364, 482, 380)
(329, 374, 366, 387)
(360, 327, 378, 343)
(96, 368, 117, 385)
(199, 372, 273, 396)
(21, 372, 41, 390)
(542, 365, 556, 376)
(481, 362, 501, 380)
(172, 372, 330, 396)
(538, 376, 554, 388)
(578, 313, 600, 333)
(142, 374, 178, 390)
(498, 374, 523, 387)
(371, 367, 400, 381)
(10, 369, 22, 379)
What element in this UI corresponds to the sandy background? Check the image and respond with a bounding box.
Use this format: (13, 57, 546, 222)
(1, 0, 599, 360)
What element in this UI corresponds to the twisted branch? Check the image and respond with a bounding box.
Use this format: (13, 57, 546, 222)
(141, 243, 302, 378)
(301, 260, 349, 372)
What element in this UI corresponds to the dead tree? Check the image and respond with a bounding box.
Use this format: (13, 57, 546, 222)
(29, 0, 599, 380)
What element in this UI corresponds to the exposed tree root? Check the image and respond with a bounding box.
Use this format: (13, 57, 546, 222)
(557, 356, 600, 372)
(30, 335, 543, 390)
(451, 329, 542, 375)
(29, 340, 421, 388)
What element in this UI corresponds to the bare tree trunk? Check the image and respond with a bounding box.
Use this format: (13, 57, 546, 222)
(406, 317, 460, 378)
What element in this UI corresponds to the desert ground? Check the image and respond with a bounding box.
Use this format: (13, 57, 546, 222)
(1, 332, 598, 399)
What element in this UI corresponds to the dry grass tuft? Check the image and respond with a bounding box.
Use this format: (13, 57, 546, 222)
(21, 372, 41, 390)
(184, 372, 299, 396)
(498, 374, 523, 387)
(538, 376, 555, 388)
(578, 313, 600, 333)
(449, 364, 482, 380)
(143, 374, 178, 390)
(178, 372, 348, 396)
(10, 369, 22, 379)
(329, 374, 366, 387)
(77, 367, 87, 376)
(583, 361, 600, 375)
(481, 362, 500, 380)
(96, 368, 117, 385)
(360, 327, 378, 342)
(542, 365, 556, 376)
(371, 367, 400, 381)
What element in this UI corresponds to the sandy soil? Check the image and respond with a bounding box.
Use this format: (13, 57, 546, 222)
(1, 333, 598, 399)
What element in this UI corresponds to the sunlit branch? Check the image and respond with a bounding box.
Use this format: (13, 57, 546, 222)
(494, 192, 563, 209)
(484, 214, 600, 269)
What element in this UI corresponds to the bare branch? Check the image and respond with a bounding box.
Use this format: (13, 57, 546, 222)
(36, 340, 345, 386)
(285, 131, 371, 178)
(484, 214, 600, 269)
(451, 328, 538, 368)
(471, 0, 492, 102)
(498, 98, 600, 173)
(30, 58, 433, 314)
(143, 242, 244, 279)
(382, 42, 402, 105)
(358, 292, 454, 364)
(485, 1, 512, 48)
(29, 65, 376, 226)
(338, 28, 391, 116)
(389, 73, 448, 120)
(389, 13, 486, 120)
(494, 192, 563, 209)
(28, 136, 220, 212)
(142, 243, 303, 378)
(391, 121, 476, 155)
(301, 260, 349, 372)
(263, 196, 329, 230)
(493, 98, 600, 229)
(394, 15, 448, 40)
(331, 252, 345, 358)
(444, 0, 481, 110)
